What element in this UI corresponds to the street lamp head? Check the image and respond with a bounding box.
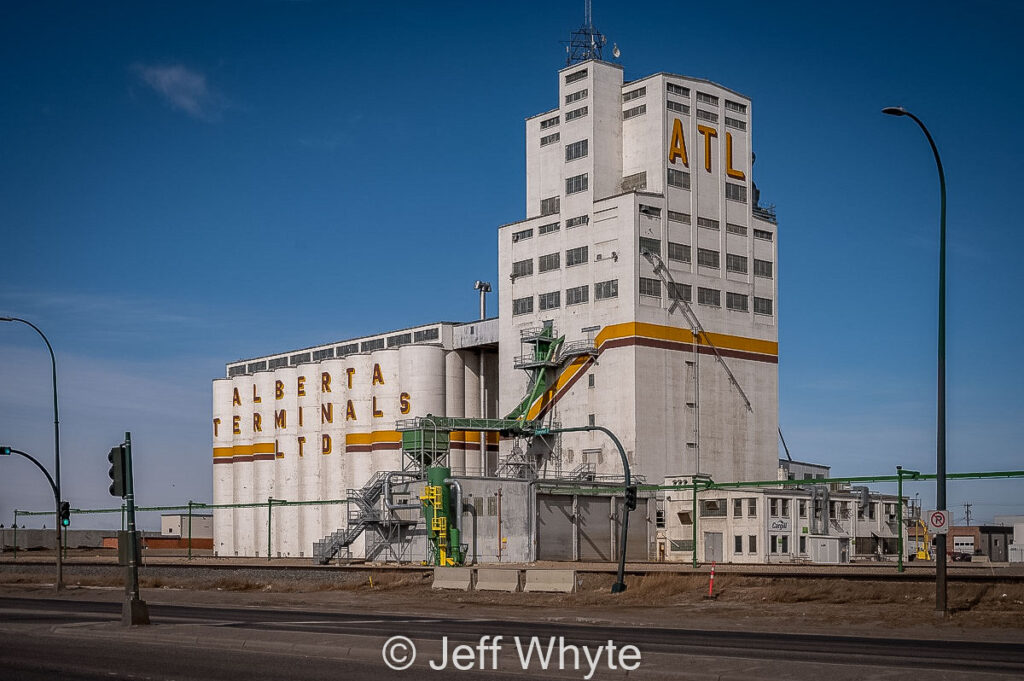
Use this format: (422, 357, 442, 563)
(882, 106, 907, 117)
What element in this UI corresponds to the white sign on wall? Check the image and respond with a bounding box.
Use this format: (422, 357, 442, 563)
(927, 510, 949, 534)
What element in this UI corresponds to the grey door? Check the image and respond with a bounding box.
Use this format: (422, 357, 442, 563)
(536, 494, 575, 560)
(704, 531, 723, 563)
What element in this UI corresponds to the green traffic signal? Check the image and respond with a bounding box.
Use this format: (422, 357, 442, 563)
(59, 501, 71, 527)
(0, 446, 11, 456)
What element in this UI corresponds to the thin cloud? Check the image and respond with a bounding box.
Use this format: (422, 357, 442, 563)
(131, 63, 227, 121)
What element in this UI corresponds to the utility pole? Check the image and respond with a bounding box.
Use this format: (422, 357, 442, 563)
(963, 502, 972, 526)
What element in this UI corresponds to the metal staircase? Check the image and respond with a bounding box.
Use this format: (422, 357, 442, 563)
(313, 470, 407, 564)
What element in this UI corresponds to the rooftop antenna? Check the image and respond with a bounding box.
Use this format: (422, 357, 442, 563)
(562, 0, 608, 66)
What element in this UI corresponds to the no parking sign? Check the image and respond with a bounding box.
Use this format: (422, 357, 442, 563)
(927, 510, 949, 534)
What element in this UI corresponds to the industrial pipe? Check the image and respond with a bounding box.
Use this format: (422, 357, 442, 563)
(384, 471, 421, 511)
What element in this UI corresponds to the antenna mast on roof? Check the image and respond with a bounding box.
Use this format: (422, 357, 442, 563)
(563, 0, 608, 65)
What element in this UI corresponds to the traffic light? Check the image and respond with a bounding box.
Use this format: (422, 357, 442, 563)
(59, 501, 70, 527)
(108, 445, 127, 498)
(624, 485, 638, 511)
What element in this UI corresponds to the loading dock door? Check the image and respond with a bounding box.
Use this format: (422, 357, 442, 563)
(537, 495, 575, 560)
(704, 532, 723, 563)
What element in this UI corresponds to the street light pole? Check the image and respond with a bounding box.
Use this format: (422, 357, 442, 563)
(1, 317, 63, 591)
(882, 106, 947, 615)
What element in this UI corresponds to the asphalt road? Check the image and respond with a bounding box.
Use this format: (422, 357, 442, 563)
(1, 596, 1022, 680)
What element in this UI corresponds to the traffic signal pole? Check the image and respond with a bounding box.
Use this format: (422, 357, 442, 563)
(1, 446, 61, 590)
(115, 432, 148, 625)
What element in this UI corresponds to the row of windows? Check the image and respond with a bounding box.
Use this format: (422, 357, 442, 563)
(735, 535, 758, 554)
(696, 108, 718, 123)
(724, 99, 747, 114)
(663, 84, 746, 117)
(667, 82, 690, 97)
(623, 104, 646, 120)
(539, 221, 559, 235)
(639, 278, 774, 315)
(540, 115, 559, 130)
(667, 99, 690, 115)
(565, 105, 588, 122)
(565, 88, 587, 104)
(697, 216, 720, 230)
(512, 279, 619, 315)
(565, 139, 588, 161)
(540, 132, 559, 146)
(753, 228, 773, 241)
(725, 116, 746, 131)
(565, 67, 587, 84)
(513, 215, 590, 244)
(726, 222, 747, 236)
(623, 86, 646, 102)
(518, 246, 591, 276)
(669, 209, 691, 224)
(696, 91, 718, 106)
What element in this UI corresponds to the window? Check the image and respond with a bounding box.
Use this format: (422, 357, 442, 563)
(754, 296, 773, 315)
(667, 168, 690, 189)
(623, 86, 646, 102)
(749, 535, 757, 554)
(588, 413, 596, 426)
(595, 279, 618, 300)
(621, 171, 647, 192)
(512, 228, 533, 243)
(697, 248, 720, 268)
(770, 498, 780, 517)
(540, 132, 560, 146)
(733, 499, 743, 518)
(539, 291, 561, 310)
(668, 282, 691, 302)
(565, 88, 588, 104)
(753, 228, 773, 241)
(566, 284, 589, 305)
(726, 253, 748, 273)
(667, 82, 690, 97)
(512, 259, 533, 278)
(566, 173, 589, 194)
(512, 296, 533, 316)
(725, 116, 746, 131)
(781, 535, 789, 553)
(700, 499, 727, 517)
(726, 182, 747, 202)
(781, 499, 790, 516)
(799, 536, 807, 554)
(566, 245, 588, 267)
(667, 241, 691, 263)
(565, 105, 588, 121)
(540, 115, 559, 130)
(414, 328, 439, 343)
(538, 252, 560, 272)
(799, 500, 807, 518)
(566, 215, 589, 228)
(541, 196, 560, 216)
(726, 222, 747, 236)
(747, 498, 757, 518)
(754, 259, 773, 278)
(387, 333, 412, 348)
(696, 91, 719, 105)
(696, 109, 718, 123)
(725, 99, 747, 114)
(698, 287, 721, 307)
(313, 348, 334, 361)
(565, 139, 589, 161)
(639, 204, 661, 217)
(667, 99, 689, 115)
(588, 373, 595, 388)
(361, 338, 385, 352)
(639, 237, 661, 256)
(734, 535, 743, 554)
(539, 221, 559, 235)
(565, 68, 587, 84)
(697, 216, 720, 230)
(639, 277, 661, 298)
(336, 342, 359, 356)
(668, 210, 691, 224)
(623, 104, 647, 120)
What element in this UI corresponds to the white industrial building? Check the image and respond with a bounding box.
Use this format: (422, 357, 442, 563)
(209, 22, 900, 566)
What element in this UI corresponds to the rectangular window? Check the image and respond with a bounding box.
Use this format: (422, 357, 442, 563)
(540, 132, 560, 146)
(413, 328, 439, 343)
(538, 221, 559, 236)
(697, 216, 720, 231)
(621, 171, 647, 192)
(336, 342, 359, 356)
(566, 284, 589, 305)
(565, 173, 589, 194)
(734, 535, 743, 554)
(667, 99, 690, 115)
(799, 536, 807, 554)
(780, 535, 789, 553)
(747, 498, 757, 518)
(565, 105, 588, 121)
(754, 296, 773, 316)
(696, 91, 719, 105)
(623, 86, 646, 102)
(726, 253, 748, 273)
(726, 182, 747, 202)
(623, 104, 647, 119)
(770, 498, 780, 517)
(512, 296, 533, 316)
(726, 222, 748, 236)
(782, 499, 790, 516)
(668, 282, 691, 302)
(538, 290, 561, 310)
(753, 228, 773, 241)
(588, 373, 595, 388)
(387, 332, 412, 348)
(565, 88, 588, 104)
(566, 245, 588, 267)
(360, 338, 385, 352)
(595, 279, 618, 300)
(538, 252, 560, 272)
(725, 99, 747, 114)
(668, 242, 691, 263)
(696, 109, 718, 123)
(512, 259, 533, 278)
(667, 82, 690, 97)
(697, 248, 720, 269)
(799, 500, 807, 518)
(698, 287, 721, 307)
(749, 535, 757, 554)
(725, 116, 746, 131)
(639, 277, 661, 298)
(754, 259, 773, 278)
(565, 215, 589, 228)
(564, 68, 587, 84)
(668, 210, 691, 224)
(667, 168, 690, 189)
(541, 196, 560, 216)
(565, 139, 589, 161)
(639, 236, 661, 256)
(727, 292, 748, 312)
(733, 499, 743, 518)
(639, 204, 661, 217)
(771, 536, 778, 554)
(540, 115, 559, 130)
(512, 228, 533, 243)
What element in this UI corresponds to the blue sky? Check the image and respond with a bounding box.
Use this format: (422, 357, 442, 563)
(2, 1, 1022, 528)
